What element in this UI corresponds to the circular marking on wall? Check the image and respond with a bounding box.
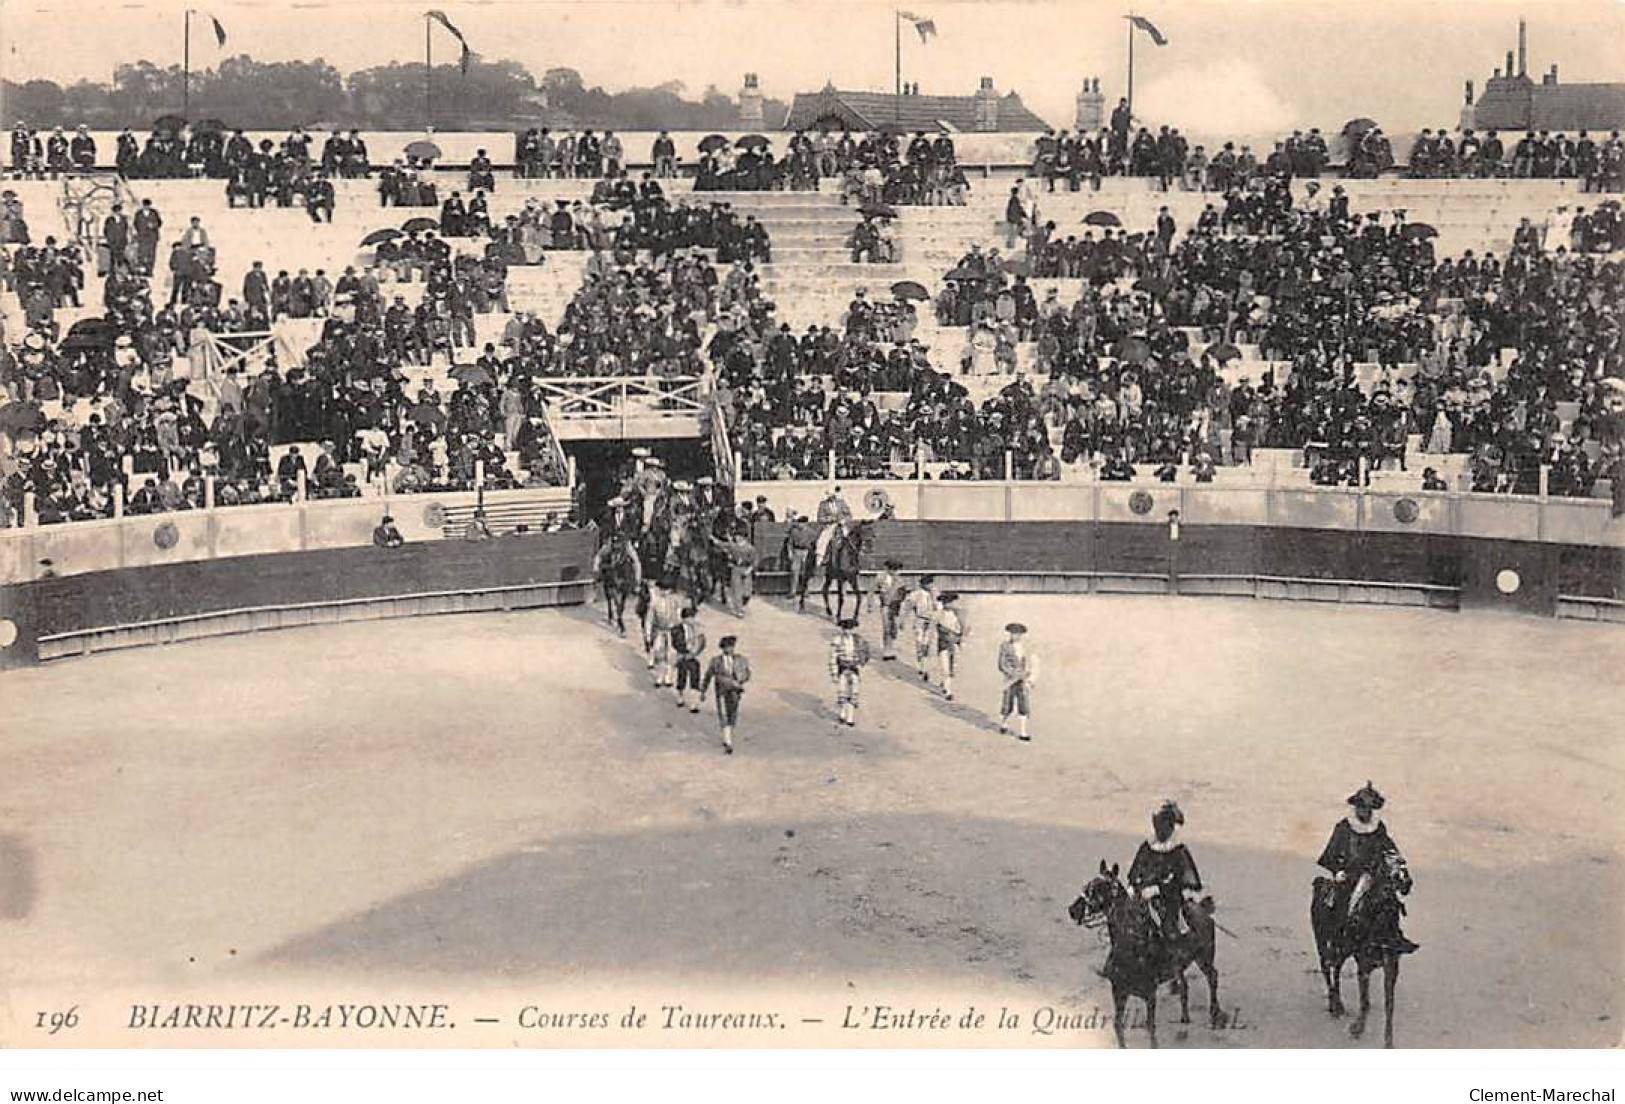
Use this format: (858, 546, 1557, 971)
(1128, 490, 1155, 516)
(422, 503, 447, 528)
(0, 619, 17, 648)
(1393, 497, 1419, 524)
(1495, 569, 1521, 595)
(153, 521, 180, 550)
(864, 488, 891, 514)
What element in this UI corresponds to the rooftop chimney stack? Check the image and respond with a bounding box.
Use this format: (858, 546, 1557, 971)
(1517, 18, 1527, 77)
(1505, 51, 1514, 78)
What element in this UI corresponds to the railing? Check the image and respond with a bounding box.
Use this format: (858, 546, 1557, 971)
(536, 374, 708, 431)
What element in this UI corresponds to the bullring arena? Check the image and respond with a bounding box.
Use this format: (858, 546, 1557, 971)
(3, 29, 1625, 1050)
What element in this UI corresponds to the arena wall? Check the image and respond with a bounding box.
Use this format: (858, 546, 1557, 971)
(0, 527, 593, 669)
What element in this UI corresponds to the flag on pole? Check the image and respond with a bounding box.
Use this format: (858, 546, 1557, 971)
(426, 9, 474, 73)
(208, 14, 227, 46)
(1127, 14, 1167, 46)
(899, 10, 937, 42)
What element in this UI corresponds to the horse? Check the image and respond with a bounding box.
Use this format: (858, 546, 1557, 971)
(1069, 861, 1222, 1048)
(802, 519, 873, 622)
(596, 536, 641, 636)
(1311, 848, 1414, 1047)
(664, 514, 714, 609)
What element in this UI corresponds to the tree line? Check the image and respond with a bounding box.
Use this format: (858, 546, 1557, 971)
(2, 56, 790, 132)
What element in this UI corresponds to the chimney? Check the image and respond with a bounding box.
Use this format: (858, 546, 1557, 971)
(973, 76, 999, 131)
(1076, 75, 1105, 132)
(1505, 51, 1514, 78)
(1517, 18, 1527, 77)
(738, 72, 764, 130)
(1549, 63, 1558, 84)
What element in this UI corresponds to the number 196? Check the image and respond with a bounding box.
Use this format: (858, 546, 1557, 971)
(36, 1006, 79, 1034)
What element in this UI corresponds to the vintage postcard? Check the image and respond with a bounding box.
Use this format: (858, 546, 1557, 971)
(1, 0, 1622, 1061)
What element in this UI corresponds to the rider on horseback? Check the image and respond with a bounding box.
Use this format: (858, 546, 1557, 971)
(1317, 782, 1419, 955)
(1128, 801, 1204, 952)
(814, 485, 854, 568)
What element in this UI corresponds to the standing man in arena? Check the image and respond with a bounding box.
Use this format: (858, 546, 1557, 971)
(644, 576, 684, 687)
(699, 634, 751, 755)
(828, 617, 871, 728)
(671, 606, 706, 713)
(933, 592, 968, 701)
(996, 622, 1038, 741)
(901, 573, 939, 681)
(870, 558, 907, 660)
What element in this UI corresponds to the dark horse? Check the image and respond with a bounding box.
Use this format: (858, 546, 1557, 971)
(1311, 849, 1414, 1047)
(1070, 861, 1222, 1048)
(596, 535, 641, 635)
(797, 520, 873, 622)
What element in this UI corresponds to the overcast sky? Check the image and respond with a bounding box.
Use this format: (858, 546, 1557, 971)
(2, 0, 1622, 135)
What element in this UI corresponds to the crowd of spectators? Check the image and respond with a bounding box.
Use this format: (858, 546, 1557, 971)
(1403, 128, 1625, 190)
(465, 178, 772, 265)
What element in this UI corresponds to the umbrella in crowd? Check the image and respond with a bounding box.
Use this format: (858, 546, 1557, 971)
(860, 203, 898, 220)
(1001, 257, 1032, 277)
(698, 134, 730, 154)
(151, 114, 187, 133)
(0, 401, 45, 435)
(194, 118, 228, 134)
(404, 139, 442, 162)
(360, 228, 402, 247)
(63, 317, 119, 349)
(1403, 222, 1439, 240)
(1341, 117, 1379, 138)
(735, 134, 771, 151)
(1083, 211, 1122, 228)
(400, 216, 438, 233)
(449, 362, 495, 388)
(1205, 342, 1242, 363)
(1112, 335, 1151, 364)
(890, 280, 930, 301)
(943, 266, 987, 282)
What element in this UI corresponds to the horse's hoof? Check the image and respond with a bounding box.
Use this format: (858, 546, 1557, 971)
(1211, 1010, 1227, 1030)
(1349, 1020, 1366, 1039)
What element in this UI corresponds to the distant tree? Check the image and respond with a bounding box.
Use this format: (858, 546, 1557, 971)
(3, 54, 780, 132)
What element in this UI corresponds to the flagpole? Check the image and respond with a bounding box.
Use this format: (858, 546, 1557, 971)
(1126, 12, 1135, 125)
(183, 9, 191, 120)
(894, 9, 901, 123)
(424, 13, 432, 133)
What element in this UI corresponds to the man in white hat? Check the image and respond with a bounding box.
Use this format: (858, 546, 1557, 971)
(996, 622, 1038, 741)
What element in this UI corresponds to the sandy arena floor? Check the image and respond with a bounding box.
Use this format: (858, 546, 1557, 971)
(2, 594, 1621, 1048)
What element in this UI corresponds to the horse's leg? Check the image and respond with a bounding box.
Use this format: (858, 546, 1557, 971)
(1144, 989, 1158, 1049)
(1111, 983, 1128, 1049)
(1324, 958, 1345, 1018)
(1382, 955, 1399, 1049)
(1349, 964, 1371, 1039)
(821, 572, 834, 617)
(1176, 966, 1190, 1024)
(1199, 958, 1222, 1028)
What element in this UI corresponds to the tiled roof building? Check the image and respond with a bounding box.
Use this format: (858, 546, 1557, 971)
(781, 78, 1050, 133)
(1466, 19, 1625, 133)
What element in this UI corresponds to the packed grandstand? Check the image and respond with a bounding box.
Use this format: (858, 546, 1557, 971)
(0, 118, 1622, 534)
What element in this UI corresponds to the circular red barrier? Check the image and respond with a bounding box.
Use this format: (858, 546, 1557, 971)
(153, 521, 179, 549)
(1129, 490, 1155, 515)
(1393, 498, 1420, 523)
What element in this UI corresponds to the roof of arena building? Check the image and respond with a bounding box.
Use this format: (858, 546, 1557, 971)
(781, 82, 1050, 134)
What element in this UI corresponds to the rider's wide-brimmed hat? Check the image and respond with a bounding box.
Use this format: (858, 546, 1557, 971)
(838, 618, 859, 630)
(1005, 622, 1027, 635)
(1347, 781, 1386, 810)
